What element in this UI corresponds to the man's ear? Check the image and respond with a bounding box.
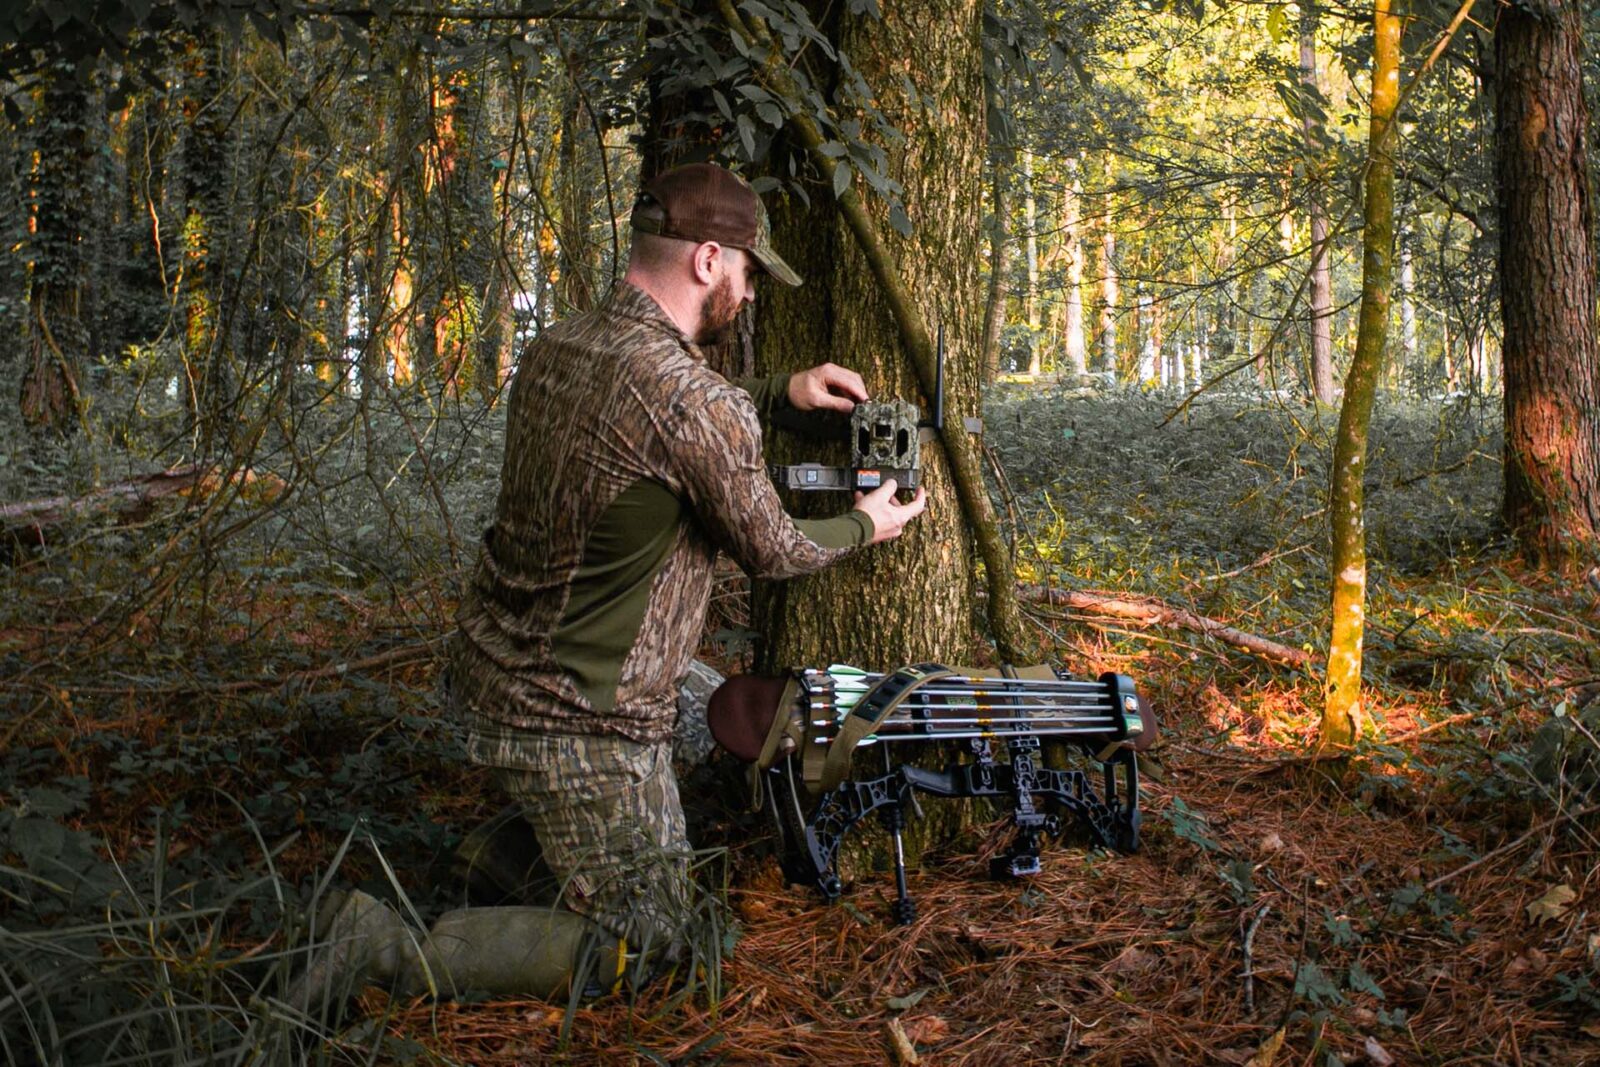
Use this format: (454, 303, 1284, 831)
(690, 241, 723, 286)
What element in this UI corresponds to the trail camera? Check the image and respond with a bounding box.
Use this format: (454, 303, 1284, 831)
(770, 328, 971, 494)
(773, 400, 922, 492)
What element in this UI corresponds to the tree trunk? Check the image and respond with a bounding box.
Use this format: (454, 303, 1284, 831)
(555, 87, 598, 315)
(1301, 4, 1336, 405)
(1495, 0, 1600, 569)
(1061, 157, 1087, 381)
(1214, 195, 1237, 367)
(20, 64, 92, 434)
(750, 0, 986, 672)
(1399, 227, 1418, 389)
(1099, 157, 1119, 377)
(979, 142, 1009, 382)
(1137, 289, 1155, 382)
(1022, 147, 1040, 376)
(179, 31, 235, 444)
(371, 61, 424, 389)
(1323, 0, 1400, 747)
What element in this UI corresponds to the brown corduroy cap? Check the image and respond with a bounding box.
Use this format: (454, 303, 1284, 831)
(631, 162, 802, 287)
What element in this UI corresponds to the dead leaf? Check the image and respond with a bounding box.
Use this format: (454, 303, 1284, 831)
(1526, 883, 1576, 925)
(885, 988, 928, 1012)
(902, 1015, 950, 1046)
(1245, 1028, 1286, 1067)
(1364, 1035, 1395, 1066)
(1105, 944, 1159, 976)
(887, 1017, 920, 1065)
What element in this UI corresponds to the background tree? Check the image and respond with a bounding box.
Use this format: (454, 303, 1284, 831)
(1323, 0, 1401, 746)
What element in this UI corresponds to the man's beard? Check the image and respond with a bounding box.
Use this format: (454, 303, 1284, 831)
(695, 274, 742, 346)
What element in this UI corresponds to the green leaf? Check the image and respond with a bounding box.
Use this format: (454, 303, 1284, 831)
(10, 815, 66, 868)
(831, 160, 852, 199)
(736, 114, 756, 158)
(1347, 959, 1385, 1000)
(1293, 960, 1345, 1007)
(25, 787, 78, 818)
(1266, 4, 1287, 44)
(888, 203, 912, 236)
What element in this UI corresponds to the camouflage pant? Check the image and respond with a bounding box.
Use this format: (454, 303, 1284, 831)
(492, 734, 691, 952)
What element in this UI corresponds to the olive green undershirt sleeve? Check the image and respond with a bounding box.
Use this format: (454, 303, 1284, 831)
(735, 372, 793, 424)
(796, 512, 873, 550)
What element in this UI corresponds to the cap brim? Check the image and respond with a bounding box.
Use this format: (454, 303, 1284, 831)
(748, 245, 803, 287)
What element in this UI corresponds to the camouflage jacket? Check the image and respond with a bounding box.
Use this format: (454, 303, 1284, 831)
(452, 283, 870, 756)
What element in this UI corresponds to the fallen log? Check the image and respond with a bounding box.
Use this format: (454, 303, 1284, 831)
(2, 464, 286, 549)
(1018, 584, 1321, 669)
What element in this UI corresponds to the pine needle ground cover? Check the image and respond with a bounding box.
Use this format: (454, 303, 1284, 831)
(3, 389, 1597, 1065)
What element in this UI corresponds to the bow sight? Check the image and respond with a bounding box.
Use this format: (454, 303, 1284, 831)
(769, 326, 975, 493)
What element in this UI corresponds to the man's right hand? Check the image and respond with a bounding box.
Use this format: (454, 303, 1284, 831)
(852, 480, 928, 544)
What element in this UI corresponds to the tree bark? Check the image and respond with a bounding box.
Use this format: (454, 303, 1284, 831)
(1061, 157, 1087, 381)
(1301, 3, 1336, 406)
(979, 135, 1009, 382)
(178, 31, 235, 444)
(1099, 156, 1119, 377)
(1495, 0, 1600, 569)
(727, 0, 1030, 668)
(1399, 226, 1418, 387)
(1323, 0, 1400, 747)
(1022, 147, 1040, 376)
(20, 64, 92, 435)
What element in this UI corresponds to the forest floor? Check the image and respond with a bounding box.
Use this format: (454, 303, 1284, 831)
(3, 386, 1598, 1065)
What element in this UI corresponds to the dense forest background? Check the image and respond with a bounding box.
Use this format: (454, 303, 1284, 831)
(3, 0, 1600, 1063)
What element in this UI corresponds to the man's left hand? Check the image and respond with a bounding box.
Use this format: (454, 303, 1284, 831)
(788, 363, 867, 413)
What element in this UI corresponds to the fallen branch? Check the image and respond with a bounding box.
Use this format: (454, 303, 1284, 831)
(1018, 584, 1319, 669)
(1426, 801, 1600, 891)
(2, 464, 287, 548)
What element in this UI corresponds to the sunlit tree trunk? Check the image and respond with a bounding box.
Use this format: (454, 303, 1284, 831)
(1061, 157, 1087, 380)
(1494, 0, 1600, 569)
(371, 61, 424, 389)
(20, 64, 93, 434)
(1301, 3, 1336, 405)
(1323, 0, 1400, 747)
